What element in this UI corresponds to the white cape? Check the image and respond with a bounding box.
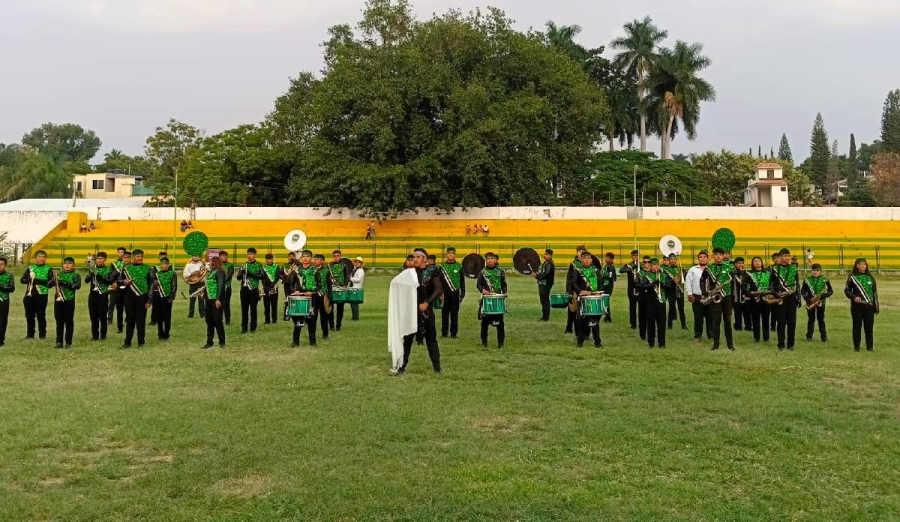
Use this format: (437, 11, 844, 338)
(388, 268, 419, 370)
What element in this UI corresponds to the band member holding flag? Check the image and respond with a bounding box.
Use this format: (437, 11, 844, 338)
(392, 248, 442, 375)
(845, 258, 878, 352)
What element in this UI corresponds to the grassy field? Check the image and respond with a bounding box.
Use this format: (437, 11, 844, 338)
(1, 273, 899, 521)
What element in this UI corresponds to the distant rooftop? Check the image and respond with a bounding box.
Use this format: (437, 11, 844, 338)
(756, 162, 782, 169)
(0, 198, 149, 211)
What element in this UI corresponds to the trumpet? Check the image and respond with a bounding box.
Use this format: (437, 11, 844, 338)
(51, 269, 65, 302)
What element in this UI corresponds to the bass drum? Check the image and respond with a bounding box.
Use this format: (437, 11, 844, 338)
(461, 253, 485, 279)
(512, 247, 541, 275)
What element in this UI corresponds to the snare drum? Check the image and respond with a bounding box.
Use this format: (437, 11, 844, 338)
(579, 294, 606, 316)
(482, 295, 507, 315)
(331, 288, 350, 302)
(344, 288, 364, 303)
(288, 296, 312, 317)
(550, 292, 571, 309)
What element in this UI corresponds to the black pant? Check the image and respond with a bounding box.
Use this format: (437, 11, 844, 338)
(88, 292, 109, 339)
(189, 284, 206, 318)
(263, 292, 279, 324)
(644, 297, 666, 347)
(638, 295, 648, 340)
(774, 296, 797, 349)
(603, 287, 614, 322)
(24, 294, 49, 338)
(480, 315, 505, 347)
(333, 303, 345, 329)
(205, 299, 225, 345)
(691, 296, 712, 339)
(317, 295, 330, 338)
(402, 310, 440, 372)
(108, 291, 125, 330)
(748, 300, 770, 342)
(628, 290, 639, 328)
(156, 296, 172, 339)
(292, 306, 318, 345)
(709, 297, 734, 349)
(0, 300, 8, 345)
(538, 286, 551, 321)
(576, 314, 601, 346)
(442, 290, 461, 336)
(150, 294, 159, 324)
(222, 287, 233, 324)
(240, 288, 259, 332)
(54, 299, 75, 345)
(124, 294, 149, 346)
(733, 298, 744, 330)
(806, 302, 827, 340)
(667, 289, 686, 329)
(850, 302, 875, 351)
(566, 308, 576, 333)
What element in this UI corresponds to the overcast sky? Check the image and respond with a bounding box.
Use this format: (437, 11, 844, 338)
(2, 0, 898, 163)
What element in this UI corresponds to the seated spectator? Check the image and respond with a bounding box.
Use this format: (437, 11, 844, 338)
(80, 222, 87, 233)
(89, 221, 96, 230)
(482, 224, 489, 236)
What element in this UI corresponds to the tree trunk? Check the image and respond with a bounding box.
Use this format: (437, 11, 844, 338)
(662, 115, 675, 160)
(608, 133, 615, 152)
(638, 68, 647, 153)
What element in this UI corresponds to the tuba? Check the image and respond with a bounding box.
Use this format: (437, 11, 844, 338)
(659, 235, 684, 299)
(182, 230, 209, 290)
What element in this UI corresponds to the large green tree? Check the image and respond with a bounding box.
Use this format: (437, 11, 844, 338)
(143, 119, 204, 204)
(21, 123, 101, 164)
(847, 134, 858, 185)
(825, 140, 842, 201)
(881, 89, 900, 152)
(691, 150, 757, 206)
(647, 40, 715, 160)
(610, 16, 668, 153)
(778, 133, 793, 164)
(808, 113, 830, 195)
(270, 1, 607, 214)
(580, 150, 707, 206)
(0, 150, 69, 200)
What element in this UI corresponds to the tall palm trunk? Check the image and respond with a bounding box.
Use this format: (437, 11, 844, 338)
(608, 132, 615, 152)
(638, 67, 647, 152)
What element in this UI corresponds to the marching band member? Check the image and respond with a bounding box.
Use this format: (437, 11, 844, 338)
(845, 258, 878, 352)
(570, 251, 602, 348)
(185, 254, 206, 319)
(278, 252, 297, 302)
(477, 252, 507, 349)
(685, 250, 712, 343)
(533, 248, 554, 322)
(329, 250, 352, 331)
(107, 247, 127, 331)
(637, 255, 652, 340)
(638, 258, 670, 348)
(313, 254, 331, 339)
(150, 257, 177, 341)
(601, 252, 616, 323)
(202, 256, 226, 349)
(664, 253, 686, 330)
(21, 249, 51, 339)
(745, 256, 771, 343)
(396, 248, 442, 375)
(566, 245, 587, 334)
(238, 248, 263, 334)
(149, 251, 167, 326)
(48, 256, 81, 349)
(349, 257, 365, 321)
(769, 252, 780, 333)
(731, 257, 749, 332)
(218, 251, 235, 325)
(290, 250, 321, 347)
(121, 249, 152, 349)
(801, 263, 833, 342)
(440, 247, 466, 335)
(771, 248, 799, 351)
(262, 253, 280, 325)
(85, 251, 118, 341)
(701, 247, 736, 351)
(618, 249, 640, 330)
(0, 257, 14, 347)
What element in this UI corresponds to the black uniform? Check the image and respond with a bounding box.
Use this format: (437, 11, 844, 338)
(48, 271, 81, 347)
(732, 269, 751, 331)
(569, 266, 602, 347)
(0, 270, 14, 346)
(565, 257, 580, 333)
(328, 261, 352, 330)
(204, 269, 227, 347)
(845, 274, 878, 352)
(801, 275, 834, 342)
(535, 258, 555, 321)
(700, 263, 735, 350)
(317, 266, 332, 339)
(638, 271, 670, 348)
(149, 268, 177, 340)
(21, 265, 51, 338)
(238, 261, 263, 333)
(476, 267, 508, 348)
(619, 260, 640, 330)
(108, 259, 127, 331)
(121, 264, 153, 347)
(602, 262, 616, 322)
(771, 264, 800, 350)
(439, 261, 466, 337)
(289, 265, 322, 346)
(401, 268, 442, 373)
(85, 265, 119, 340)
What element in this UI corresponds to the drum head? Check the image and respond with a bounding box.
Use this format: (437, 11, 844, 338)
(513, 248, 541, 275)
(462, 253, 485, 279)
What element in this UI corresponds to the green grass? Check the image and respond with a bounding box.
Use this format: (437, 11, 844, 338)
(1, 275, 899, 521)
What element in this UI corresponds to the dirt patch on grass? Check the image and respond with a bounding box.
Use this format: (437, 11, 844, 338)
(213, 474, 274, 498)
(471, 414, 544, 434)
(39, 476, 68, 487)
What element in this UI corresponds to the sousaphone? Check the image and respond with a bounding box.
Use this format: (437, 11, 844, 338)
(283, 229, 307, 253)
(659, 234, 683, 257)
(182, 231, 209, 285)
(512, 247, 541, 275)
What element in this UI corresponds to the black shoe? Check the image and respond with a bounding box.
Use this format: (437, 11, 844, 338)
(450, 335, 458, 339)
(117, 329, 123, 334)
(107, 319, 113, 325)
(264, 321, 270, 325)
(576, 341, 584, 348)
(630, 325, 636, 330)
(391, 368, 405, 376)
(604, 317, 612, 323)
(564, 329, 573, 334)
(854, 347, 860, 352)
(867, 348, 874, 352)
(648, 343, 655, 348)
(25, 335, 34, 339)
(187, 314, 194, 319)
(225, 321, 231, 325)
(778, 346, 784, 351)
(39, 335, 46, 340)
(241, 330, 248, 334)
(336, 326, 341, 331)
(787, 347, 793, 351)
(55, 342, 63, 349)
(481, 342, 488, 348)
(498, 344, 504, 349)
(92, 337, 99, 341)
(219, 344, 225, 348)
(594, 341, 602, 348)
(682, 325, 688, 330)
(323, 334, 329, 339)
(727, 345, 736, 351)
(121, 344, 131, 349)
(806, 335, 813, 342)
(137, 344, 145, 348)
(250, 329, 256, 334)
(202, 343, 213, 349)
(149, 321, 157, 326)
(310, 342, 317, 347)
(441, 334, 448, 338)
(640, 336, 646, 341)
(711, 345, 719, 351)
(821, 336, 827, 342)
(659, 345, 665, 349)
(290, 342, 299, 348)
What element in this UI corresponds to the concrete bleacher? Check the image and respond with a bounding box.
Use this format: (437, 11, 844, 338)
(19, 206, 900, 271)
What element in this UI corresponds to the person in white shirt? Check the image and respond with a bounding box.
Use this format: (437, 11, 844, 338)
(350, 257, 365, 321)
(184, 255, 206, 319)
(684, 249, 712, 343)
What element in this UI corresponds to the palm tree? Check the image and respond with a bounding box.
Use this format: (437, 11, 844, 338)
(610, 16, 668, 153)
(104, 149, 124, 162)
(648, 40, 715, 160)
(546, 22, 595, 68)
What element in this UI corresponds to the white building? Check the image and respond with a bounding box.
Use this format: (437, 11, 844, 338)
(744, 162, 789, 207)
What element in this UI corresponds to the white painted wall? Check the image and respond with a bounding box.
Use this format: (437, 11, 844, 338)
(771, 187, 790, 207)
(0, 211, 68, 243)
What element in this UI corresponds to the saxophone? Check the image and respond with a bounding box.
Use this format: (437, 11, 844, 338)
(699, 266, 725, 305)
(768, 268, 795, 305)
(805, 291, 827, 310)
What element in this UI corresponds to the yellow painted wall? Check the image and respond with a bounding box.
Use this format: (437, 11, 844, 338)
(27, 217, 900, 270)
